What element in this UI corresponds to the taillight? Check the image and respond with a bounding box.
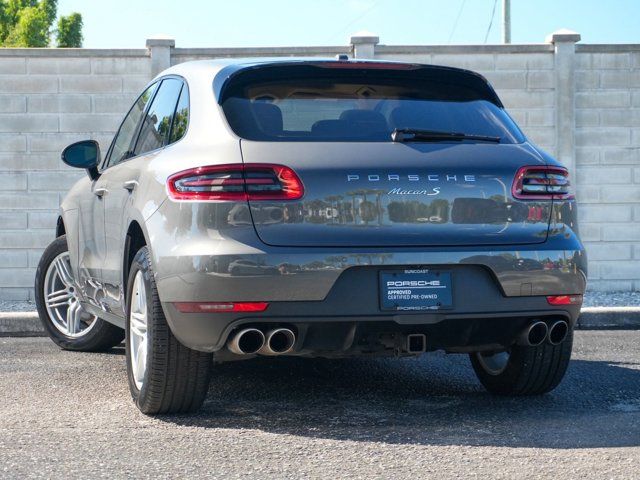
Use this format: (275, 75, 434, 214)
(167, 163, 304, 201)
(512, 166, 572, 200)
(546, 295, 582, 306)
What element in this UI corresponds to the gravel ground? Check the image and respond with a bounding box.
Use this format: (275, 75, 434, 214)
(582, 291, 640, 307)
(2, 290, 638, 313)
(0, 332, 639, 479)
(0, 301, 34, 312)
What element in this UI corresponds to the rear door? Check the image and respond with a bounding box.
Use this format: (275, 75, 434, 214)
(101, 78, 185, 315)
(76, 82, 156, 301)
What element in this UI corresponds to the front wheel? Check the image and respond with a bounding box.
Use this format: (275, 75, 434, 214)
(470, 330, 573, 396)
(35, 235, 124, 351)
(125, 246, 212, 415)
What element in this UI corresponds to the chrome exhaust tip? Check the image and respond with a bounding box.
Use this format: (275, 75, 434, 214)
(227, 328, 265, 355)
(548, 320, 569, 345)
(518, 321, 548, 347)
(258, 328, 296, 355)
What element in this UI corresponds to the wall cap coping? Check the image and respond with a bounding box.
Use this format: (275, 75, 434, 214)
(546, 29, 581, 44)
(350, 31, 380, 45)
(146, 37, 176, 48)
(576, 43, 640, 52)
(376, 43, 554, 54)
(0, 47, 148, 57)
(173, 46, 348, 56)
(4, 42, 640, 59)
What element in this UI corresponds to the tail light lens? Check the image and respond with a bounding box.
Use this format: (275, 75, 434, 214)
(512, 166, 572, 200)
(167, 163, 303, 201)
(547, 295, 582, 306)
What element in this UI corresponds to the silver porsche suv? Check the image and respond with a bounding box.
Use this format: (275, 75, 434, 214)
(35, 58, 587, 414)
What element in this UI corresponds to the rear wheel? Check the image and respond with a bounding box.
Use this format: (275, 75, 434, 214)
(470, 330, 573, 395)
(125, 246, 212, 415)
(35, 235, 124, 351)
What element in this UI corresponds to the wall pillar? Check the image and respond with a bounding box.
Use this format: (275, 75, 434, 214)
(350, 32, 379, 59)
(146, 37, 175, 77)
(546, 29, 581, 175)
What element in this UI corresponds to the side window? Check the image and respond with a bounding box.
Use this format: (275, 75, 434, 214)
(169, 85, 189, 144)
(133, 78, 183, 156)
(105, 83, 156, 168)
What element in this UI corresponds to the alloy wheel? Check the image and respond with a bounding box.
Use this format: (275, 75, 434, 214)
(43, 252, 97, 338)
(475, 350, 511, 376)
(129, 271, 148, 390)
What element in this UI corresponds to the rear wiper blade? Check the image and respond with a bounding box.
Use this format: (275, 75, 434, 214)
(391, 128, 501, 143)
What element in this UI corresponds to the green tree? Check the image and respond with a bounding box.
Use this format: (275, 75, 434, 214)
(3, 5, 48, 46)
(0, 0, 83, 47)
(56, 11, 81, 47)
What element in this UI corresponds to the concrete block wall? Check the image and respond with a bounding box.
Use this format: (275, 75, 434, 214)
(0, 50, 150, 300)
(0, 33, 638, 299)
(574, 45, 640, 291)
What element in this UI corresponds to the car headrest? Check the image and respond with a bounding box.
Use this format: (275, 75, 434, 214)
(252, 102, 283, 136)
(390, 104, 453, 131)
(311, 119, 349, 136)
(339, 109, 388, 132)
(389, 105, 425, 129)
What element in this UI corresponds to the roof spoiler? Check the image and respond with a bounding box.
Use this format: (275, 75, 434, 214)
(213, 60, 503, 107)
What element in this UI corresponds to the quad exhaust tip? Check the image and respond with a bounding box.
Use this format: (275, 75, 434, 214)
(519, 321, 548, 347)
(518, 320, 569, 347)
(227, 327, 296, 355)
(548, 320, 569, 345)
(258, 328, 296, 355)
(227, 328, 265, 355)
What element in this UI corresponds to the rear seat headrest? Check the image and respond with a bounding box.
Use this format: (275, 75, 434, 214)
(339, 109, 388, 132)
(252, 102, 283, 135)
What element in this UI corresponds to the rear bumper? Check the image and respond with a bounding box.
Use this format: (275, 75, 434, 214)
(164, 303, 580, 355)
(154, 241, 587, 303)
(159, 261, 585, 353)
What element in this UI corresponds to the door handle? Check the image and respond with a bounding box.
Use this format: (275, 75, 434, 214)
(123, 180, 138, 192)
(94, 187, 108, 198)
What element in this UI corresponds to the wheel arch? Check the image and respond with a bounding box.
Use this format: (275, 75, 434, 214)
(123, 220, 151, 292)
(56, 216, 66, 238)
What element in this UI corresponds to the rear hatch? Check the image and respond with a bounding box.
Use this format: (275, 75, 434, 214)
(240, 141, 551, 247)
(219, 61, 554, 247)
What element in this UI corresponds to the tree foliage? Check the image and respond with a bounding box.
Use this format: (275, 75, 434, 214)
(0, 0, 83, 47)
(56, 11, 81, 48)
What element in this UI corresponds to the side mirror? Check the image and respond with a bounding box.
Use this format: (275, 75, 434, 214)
(61, 140, 101, 181)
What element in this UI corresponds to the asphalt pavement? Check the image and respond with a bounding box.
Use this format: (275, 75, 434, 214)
(0, 332, 639, 479)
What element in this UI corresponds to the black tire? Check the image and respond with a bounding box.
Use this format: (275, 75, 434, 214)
(125, 246, 212, 415)
(35, 235, 124, 352)
(470, 330, 573, 396)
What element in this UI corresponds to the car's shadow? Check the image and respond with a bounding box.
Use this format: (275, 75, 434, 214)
(159, 352, 640, 449)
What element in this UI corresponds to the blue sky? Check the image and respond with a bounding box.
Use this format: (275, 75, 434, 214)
(57, 0, 640, 48)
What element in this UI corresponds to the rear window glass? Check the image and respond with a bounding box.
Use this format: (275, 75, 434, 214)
(220, 64, 524, 143)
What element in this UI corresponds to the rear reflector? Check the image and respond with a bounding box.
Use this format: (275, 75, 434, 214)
(512, 166, 572, 200)
(167, 163, 303, 201)
(546, 295, 582, 306)
(173, 302, 269, 313)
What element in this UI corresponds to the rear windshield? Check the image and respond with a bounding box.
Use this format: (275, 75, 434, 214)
(220, 64, 524, 143)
